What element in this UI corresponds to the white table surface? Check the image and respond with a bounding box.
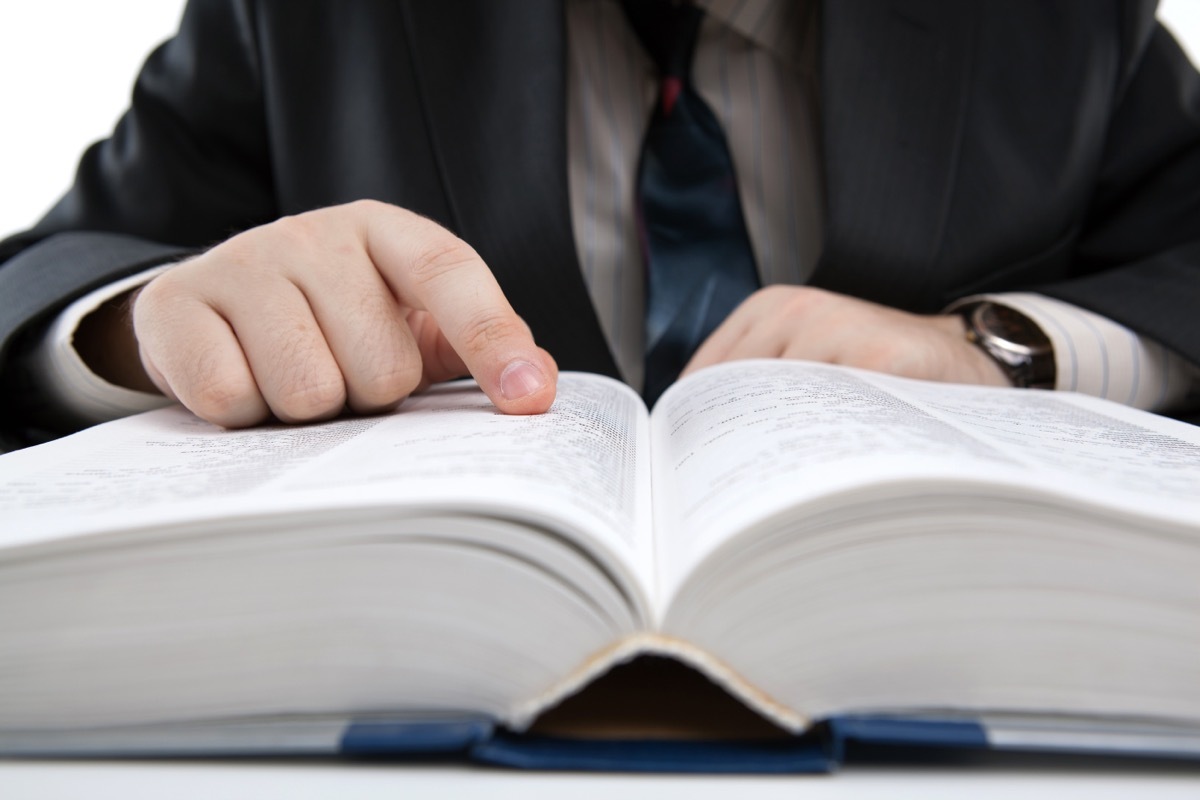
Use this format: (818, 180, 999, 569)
(3, 759, 1199, 800)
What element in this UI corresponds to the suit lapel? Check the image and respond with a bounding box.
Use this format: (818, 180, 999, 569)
(815, 0, 977, 312)
(398, 0, 619, 377)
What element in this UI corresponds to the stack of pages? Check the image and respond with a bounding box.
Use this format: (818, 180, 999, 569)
(2, 360, 1198, 770)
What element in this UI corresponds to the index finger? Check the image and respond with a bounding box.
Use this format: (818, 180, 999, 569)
(360, 203, 557, 414)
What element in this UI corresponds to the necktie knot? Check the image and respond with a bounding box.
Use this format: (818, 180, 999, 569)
(621, 1, 704, 84)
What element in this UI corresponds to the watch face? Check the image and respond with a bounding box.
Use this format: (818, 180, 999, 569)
(965, 302, 1056, 389)
(975, 303, 1051, 355)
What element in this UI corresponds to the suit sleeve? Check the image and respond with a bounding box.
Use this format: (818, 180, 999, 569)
(1038, 6, 1200, 375)
(0, 0, 276, 448)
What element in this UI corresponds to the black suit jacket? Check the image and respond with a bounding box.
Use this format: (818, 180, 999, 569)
(2, 0, 1199, 448)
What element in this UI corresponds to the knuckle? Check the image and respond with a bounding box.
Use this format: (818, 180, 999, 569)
(778, 286, 827, 317)
(131, 276, 170, 319)
(759, 284, 792, 302)
(855, 343, 905, 374)
(222, 211, 364, 280)
(200, 234, 270, 285)
(137, 266, 193, 305)
(355, 362, 422, 408)
(457, 309, 527, 356)
(274, 375, 347, 422)
(345, 198, 389, 217)
(189, 375, 257, 425)
(407, 236, 480, 286)
(346, 313, 423, 406)
(132, 272, 201, 331)
(272, 340, 348, 422)
(268, 213, 324, 251)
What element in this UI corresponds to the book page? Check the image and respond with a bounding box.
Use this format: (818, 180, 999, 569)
(648, 361, 1200, 602)
(873, 375, 1200, 505)
(0, 374, 655, 606)
(277, 374, 655, 591)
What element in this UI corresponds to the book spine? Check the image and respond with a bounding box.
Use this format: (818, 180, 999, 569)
(505, 633, 809, 734)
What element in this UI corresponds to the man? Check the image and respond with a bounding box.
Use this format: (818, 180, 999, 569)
(1, 0, 1198, 452)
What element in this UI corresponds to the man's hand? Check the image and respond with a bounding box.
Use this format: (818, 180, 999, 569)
(682, 285, 1010, 386)
(132, 200, 557, 427)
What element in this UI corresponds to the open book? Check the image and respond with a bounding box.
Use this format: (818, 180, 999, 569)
(2, 360, 1199, 770)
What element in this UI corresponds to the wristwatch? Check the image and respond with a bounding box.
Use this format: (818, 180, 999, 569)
(959, 302, 1055, 389)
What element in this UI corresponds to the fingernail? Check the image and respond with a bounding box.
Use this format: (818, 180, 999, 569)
(500, 360, 547, 401)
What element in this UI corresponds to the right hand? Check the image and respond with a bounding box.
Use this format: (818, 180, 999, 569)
(131, 200, 558, 427)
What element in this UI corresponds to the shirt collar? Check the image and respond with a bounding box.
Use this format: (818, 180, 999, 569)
(697, 0, 812, 72)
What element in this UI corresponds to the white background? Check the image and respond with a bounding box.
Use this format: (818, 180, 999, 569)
(1, 2, 1200, 796)
(1, 1, 1199, 238)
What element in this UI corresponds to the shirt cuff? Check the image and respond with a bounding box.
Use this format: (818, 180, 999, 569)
(28, 265, 176, 427)
(949, 292, 1199, 412)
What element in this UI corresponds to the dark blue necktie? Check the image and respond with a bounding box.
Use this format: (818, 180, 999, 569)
(622, 0, 761, 406)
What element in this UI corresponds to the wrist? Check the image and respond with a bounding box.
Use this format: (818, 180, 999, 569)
(934, 314, 1011, 386)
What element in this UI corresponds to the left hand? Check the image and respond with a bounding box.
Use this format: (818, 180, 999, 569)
(682, 286, 1011, 387)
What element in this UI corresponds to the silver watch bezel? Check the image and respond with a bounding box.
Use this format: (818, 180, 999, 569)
(962, 302, 1055, 389)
